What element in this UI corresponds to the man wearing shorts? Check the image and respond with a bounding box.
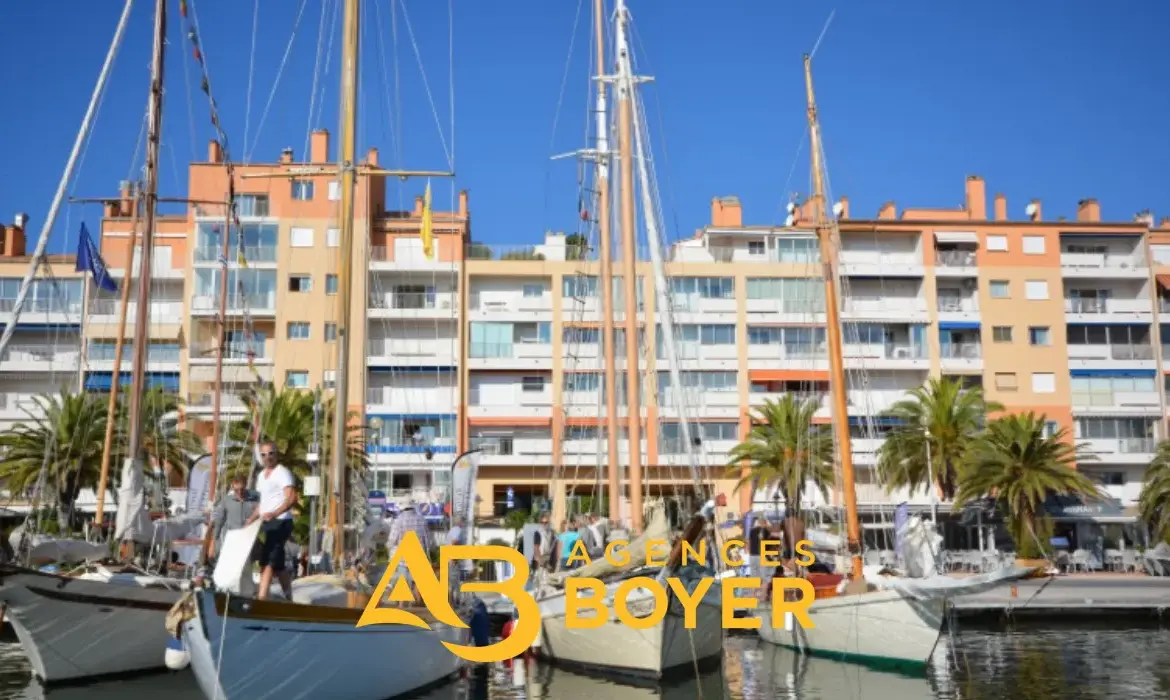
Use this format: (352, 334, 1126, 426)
(248, 440, 297, 600)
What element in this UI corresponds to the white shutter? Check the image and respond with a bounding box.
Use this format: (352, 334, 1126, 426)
(985, 235, 1008, 251)
(1024, 280, 1049, 300)
(326, 228, 340, 248)
(328, 181, 341, 201)
(1022, 236, 1046, 255)
(1031, 373, 1056, 394)
(290, 227, 314, 248)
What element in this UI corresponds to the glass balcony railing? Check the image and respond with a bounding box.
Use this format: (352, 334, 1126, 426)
(193, 245, 278, 263)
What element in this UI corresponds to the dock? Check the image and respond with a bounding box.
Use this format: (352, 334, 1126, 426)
(951, 575, 1170, 620)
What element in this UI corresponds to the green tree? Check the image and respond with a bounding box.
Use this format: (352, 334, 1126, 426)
(1138, 440, 1170, 544)
(877, 377, 1003, 500)
(725, 396, 833, 513)
(955, 412, 1102, 553)
(565, 233, 589, 261)
(112, 385, 204, 489)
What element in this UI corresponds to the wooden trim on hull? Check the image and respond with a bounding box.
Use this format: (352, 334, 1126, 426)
(209, 591, 450, 627)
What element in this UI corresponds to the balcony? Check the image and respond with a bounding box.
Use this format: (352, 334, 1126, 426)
(190, 293, 276, 317)
(366, 385, 457, 413)
(663, 342, 739, 370)
(0, 298, 83, 326)
(669, 294, 737, 320)
(936, 297, 980, 323)
(1060, 252, 1147, 278)
(850, 437, 885, 466)
(468, 342, 553, 369)
(935, 250, 978, 276)
(842, 296, 928, 323)
(369, 244, 458, 273)
(749, 391, 830, 418)
(939, 343, 983, 372)
(1063, 297, 1153, 323)
(188, 340, 269, 364)
(745, 342, 826, 369)
(1068, 344, 1156, 371)
(88, 299, 184, 322)
(1080, 437, 1156, 463)
(0, 393, 48, 421)
(368, 338, 457, 367)
(185, 393, 249, 416)
(469, 435, 553, 466)
(843, 343, 929, 371)
(839, 250, 923, 277)
(468, 292, 551, 320)
(86, 345, 181, 372)
(744, 297, 826, 323)
(0, 344, 81, 372)
(659, 389, 741, 419)
(1072, 391, 1161, 416)
(193, 245, 278, 265)
(368, 292, 457, 320)
(467, 387, 553, 419)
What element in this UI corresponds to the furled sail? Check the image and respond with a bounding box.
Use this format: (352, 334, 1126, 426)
(114, 458, 152, 544)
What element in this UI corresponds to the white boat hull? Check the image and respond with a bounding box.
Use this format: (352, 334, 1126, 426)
(184, 588, 470, 700)
(757, 588, 945, 674)
(0, 565, 182, 683)
(536, 576, 723, 678)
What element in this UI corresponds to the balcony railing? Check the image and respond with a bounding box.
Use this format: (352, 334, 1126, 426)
(936, 250, 977, 267)
(0, 299, 83, 314)
(1068, 344, 1154, 361)
(940, 343, 981, 359)
(187, 393, 248, 410)
(1064, 298, 1151, 315)
(188, 340, 267, 360)
(1, 344, 80, 362)
(1060, 252, 1146, 270)
(368, 292, 448, 311)
(1120, 438, 1157, 454)
(194, 245, 278, 263)
(468, 342, 550, 360)
(937, 298, 978, 313)
(191, 294, 276, 313)
(88, 345, 181, 362)
(469, 436, 514, 456)
(88, 299, 184, 318)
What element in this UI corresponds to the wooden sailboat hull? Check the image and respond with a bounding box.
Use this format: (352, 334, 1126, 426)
(184, 588, 470, 700)
(536, 576, 723, 679)
(757, 587, 945, 675)
(0, 564, 182, 683)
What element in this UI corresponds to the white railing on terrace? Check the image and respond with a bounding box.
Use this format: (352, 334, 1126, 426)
(469, 293, 551, 312)
(188, 393, 248, 410)
(0, 299, 83, 315)
(839, 251, 920, 267)
(844, 343, 928, 360)
(88, 345, 180, 362)
(88, 299, 184, 318)
(1068, 344, 1154, 361)
(468, 342, 551, 360)
(936, 250, 977, 267)
(369, 292, 456, 311)
(190, 293, 276, 312)
(844, 297, 926, 314)
(937, 298, 979, 313)
(194, 245, 277, 263)
(1064, 298, 1151, 314)
(940, 343, 982, 359)
(1071, 391, 1160, 408)
(2, 344, 80, 362)
(1060, 252, 1146, 270)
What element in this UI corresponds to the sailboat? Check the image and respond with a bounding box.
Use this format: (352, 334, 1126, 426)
(753, 54, 1036, 675)
(177, 1, 472, 698)
(532, 0, 724, 679)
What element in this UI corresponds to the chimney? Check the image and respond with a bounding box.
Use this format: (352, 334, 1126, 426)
(458, 190, 469, 218)
(366, 147, 379, 166)
(1027, 199, 1042, 221)
(1077, 198, 1100, 223)
(964, 176, 986, 220)
(208, 139, 223, 163)
(837, 196, 850, 220)
(877, 201, 897, 220)
(711, 196, 743, 228)
(1159, 217, 1170, 229)
(280, 147, 294, 164)
(413, 195, 425, 216)
(310, 129, 330, 163)
(993, 193, 1007, 221)
(4, 220, 26, 257)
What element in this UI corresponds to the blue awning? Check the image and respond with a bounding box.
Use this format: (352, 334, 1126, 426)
(938, 321, 980, 331)
(367, 445, 457, 455)
(0, 323, 82, 331)
(84, 372, 179, 393)
(1070, 369, 1157, 378)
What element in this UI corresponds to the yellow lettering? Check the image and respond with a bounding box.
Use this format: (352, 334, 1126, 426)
(604, 540, 630, 567)
(565, 539, 592, 567)
(565, 578, 607, 629)
(666, 577, 713, 629)
(646, 539, 669, 567)
(357, 531, 463, 630)
(680, 539, 707, 567)
(612, 577, 667, 630)
(760, 538, 782, 567)
(721, 576, 761, 629)
(720, 538, 746, 568)
(770, 578, 815, 629)
(794, 539, 815, 568)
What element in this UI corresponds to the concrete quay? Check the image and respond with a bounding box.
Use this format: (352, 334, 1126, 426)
(950, 575, 1170, 620)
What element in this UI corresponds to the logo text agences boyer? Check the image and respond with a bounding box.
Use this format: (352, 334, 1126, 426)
(356, 532, 820, 663)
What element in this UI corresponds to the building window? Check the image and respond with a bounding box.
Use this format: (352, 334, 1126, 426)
(328, 181, 341, 201)
(1031, 372, 1056, 394)
(286, 370, 309, 388)
(522, 283, 543, 298)
(287, 322, 310, 340)
(992, 326, 1013, 343)
(989, 280, 1010, 298)
(1029, 326, 1051, 346)
(288, 274, 312, 292)
(324, 323, 338, 341)
(1023, 235, 1046, 255)
(1043, 421, 1059, 438)
(748, 241, 765, 256)
(323, 370, 337, 389)
(326, 274, 338, 295)
(291, 180, 314, 201)
(986, 235, 1008, 252)
(1025, 280, 1049, 300)
(290, 227, 314, 248)
(236, 194, 270, 217)
(994, 372, 1017, 391)
(326, 228, 340, 247)
(521, 376, 544, 392)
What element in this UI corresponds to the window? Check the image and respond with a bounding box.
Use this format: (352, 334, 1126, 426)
(1029, 326, 1051, 346)
(1043, 421, 1059, 438)
(288, 274, 312, 292)
(992, 326, 1013, 343)
(236, 194, 270, 217)
(326, 274, 338, 295)
(1025, 280, 1049, 300)
(323, 369, 336, 389)
(748, 241, 765, 256)
(290, 227, 314, 248)
(1023, 235, 1046, 255)
(291, 180, 314, 200)
(328, 181, 341, 201)
(986, 235, 1008, 251)
(324, 323, 337, 341)
(522, 283, 543, 298)
(286, 371, 309, 388)
(1032, 372, 1056, 394)
(287, 322, 310, 340)
(994, 372, 1018, 391)
(326, 228, 340, 247)
(989, 280, 1010, 298)
(521, 376, 545, 392)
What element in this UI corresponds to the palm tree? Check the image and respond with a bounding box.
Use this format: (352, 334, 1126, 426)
(954, 412, 1103, 552)
(1138, 441, 1170, 544)
(111, 385, 204, 488)
(876, 377, 1003, 501)
(725, 395, 833, 514)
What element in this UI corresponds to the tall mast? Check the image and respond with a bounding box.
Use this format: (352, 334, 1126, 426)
(614, 0, 644, 532)
(331, 0, 360, 565)
(125, 0, 166, 463)
(593, 0, 621, 524)
(803, 54, 862, 581)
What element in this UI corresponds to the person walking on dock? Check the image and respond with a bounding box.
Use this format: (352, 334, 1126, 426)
(210, 475, 257, 562)
(386, 500, 433, 601)
(247, 441, 297, 601)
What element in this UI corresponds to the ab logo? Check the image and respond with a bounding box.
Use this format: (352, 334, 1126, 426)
(356, 531, 540, 663)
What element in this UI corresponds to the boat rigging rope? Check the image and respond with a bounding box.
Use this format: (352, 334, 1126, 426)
(243, 0, 310, 163)
(302, 0, 332, 161)
(242, 0, 261, 162)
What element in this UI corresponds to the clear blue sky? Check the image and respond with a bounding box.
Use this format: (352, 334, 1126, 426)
(1, 0, 1167, 257)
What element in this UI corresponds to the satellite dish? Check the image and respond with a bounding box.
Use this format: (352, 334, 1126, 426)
(784, 214, 795, 227)
(832, 201, 844, 218)
(785, 202, 796, 214)
(1025, 203, 1037, 217)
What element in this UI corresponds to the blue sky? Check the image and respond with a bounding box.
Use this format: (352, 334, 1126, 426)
(1, 0, 1167, 257)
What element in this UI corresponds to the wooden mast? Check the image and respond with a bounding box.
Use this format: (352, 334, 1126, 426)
(614, 0, 644, 532)
(93, 187, 142, 527)
(330, 0, 360, 566)
(803, 54, 863, 582)
(594, 0, 621, 524)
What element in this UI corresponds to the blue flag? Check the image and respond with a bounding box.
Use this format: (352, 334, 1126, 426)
(76, 223, 117, 293)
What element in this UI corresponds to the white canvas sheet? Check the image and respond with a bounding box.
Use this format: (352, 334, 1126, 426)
(212, 520, 261, 597)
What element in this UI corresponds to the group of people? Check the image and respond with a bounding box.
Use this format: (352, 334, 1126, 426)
(529, 512, 626, 572)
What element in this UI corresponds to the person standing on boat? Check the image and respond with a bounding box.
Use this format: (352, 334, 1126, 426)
(556, 520, 580, 571)
(247, 441, 297, 601)
(210, 475, 257, 562)
(532, 514, 558, 572)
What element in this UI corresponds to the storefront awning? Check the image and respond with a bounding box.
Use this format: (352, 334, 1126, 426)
(1043, 494, 1130, 521)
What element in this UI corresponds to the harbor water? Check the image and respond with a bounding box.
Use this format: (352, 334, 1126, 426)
(3, 622, 1169, 699)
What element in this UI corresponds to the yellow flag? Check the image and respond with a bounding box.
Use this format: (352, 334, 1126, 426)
(420, 180, 434, 261)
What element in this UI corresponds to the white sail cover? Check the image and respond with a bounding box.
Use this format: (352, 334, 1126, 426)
(549, 506, 670, 584)
(114, 457, 153, 544)
(213, 519, 261, 596)
(16, 533, 107, 566)
(897, 515, 942, 578)
(865, 565, 1038, 600)
(450, 449, 480, 525)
